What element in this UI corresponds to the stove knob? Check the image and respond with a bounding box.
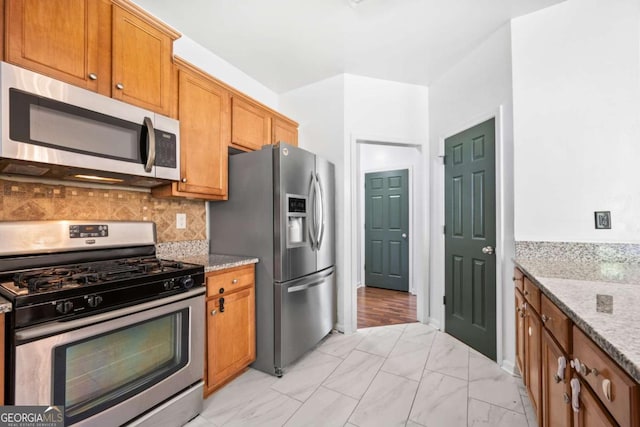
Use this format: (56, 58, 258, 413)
(163, 280, 174, 291)
(56, 301, 74, 314)
(87, 295, 103, 308)
(180, 276, 194, 289)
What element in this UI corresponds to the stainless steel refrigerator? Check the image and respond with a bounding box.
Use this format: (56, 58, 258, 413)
(209, 142, 335, 376)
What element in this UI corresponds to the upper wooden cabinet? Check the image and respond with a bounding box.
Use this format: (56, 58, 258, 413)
(6, 0, 111, 94)
(111, 0, 178, 115)
(230, 96, 272, 151)
(5, 0, 179, 116)
(152, 58, 230, 200)
(272, 116, 298, 146)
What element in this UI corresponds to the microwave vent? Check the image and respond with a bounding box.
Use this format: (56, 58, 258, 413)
(2, 162, 49, 176)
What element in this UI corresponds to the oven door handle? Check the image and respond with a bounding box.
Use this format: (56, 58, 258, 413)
(15, 287, 205, 342)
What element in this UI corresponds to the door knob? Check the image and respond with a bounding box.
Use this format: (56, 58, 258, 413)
(482, 246, 495, 255)
(402, 233, 407, 239)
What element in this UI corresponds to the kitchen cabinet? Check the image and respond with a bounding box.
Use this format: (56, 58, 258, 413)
(515, 288, 526, 380)
(542, 328, 572, 427)
(5, 0, 179, 116)
(152, 58, 230, 200)
(526, 301, 543, 423)
(573, 377, 617, 427)
(272, 116, 299, 146)
(204, 264, 256, 397)
(6, 0, 112, 95)
(515, 266, 640, 427)
(230, 95, 272, 151)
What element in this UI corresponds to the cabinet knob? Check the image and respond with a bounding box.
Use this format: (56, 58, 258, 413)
(524, 290, 529, 296)
(210, 309, 217, 316)
(232, 278, 238, 284)
(181, 178, 187, 183)
(88, 73, 98, 80)
(563, 392, 570, 404)
(219, 287, 225, 294)
(116, 82, 124, 90)
(542, 314, 551, 323)
(512, 277, 517, 282)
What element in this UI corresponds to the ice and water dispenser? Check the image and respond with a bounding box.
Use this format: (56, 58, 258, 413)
(286, 194, 307, 247)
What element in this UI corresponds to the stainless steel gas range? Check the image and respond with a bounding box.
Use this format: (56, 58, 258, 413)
(0, 221, 205, 426)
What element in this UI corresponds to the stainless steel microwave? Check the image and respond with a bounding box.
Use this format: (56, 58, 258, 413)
(0, 62, 179, 187)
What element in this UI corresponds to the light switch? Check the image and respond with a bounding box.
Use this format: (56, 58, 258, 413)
(176, 213, 187, 229)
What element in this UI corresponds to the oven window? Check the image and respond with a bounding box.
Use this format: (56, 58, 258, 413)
(53, 309, 189, 425)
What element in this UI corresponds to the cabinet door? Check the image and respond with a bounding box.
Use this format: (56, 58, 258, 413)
(231, 96, 271, 151)
(111, 4, 174, 116)
(177, 67, 230, 197)
(542, 329, 572, 427)
(272, 117, 298, 146)
(526, 308, 543, 423)
(206, 287, 256, 387)
(6, 0, 111, 94)
(515, 289, 526, 379)
(573, 378, 617, 427)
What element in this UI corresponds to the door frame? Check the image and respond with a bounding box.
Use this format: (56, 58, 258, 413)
(436, 106, 507, 367)
(361, 166, 414, 294)
(347, 135, 429, 334)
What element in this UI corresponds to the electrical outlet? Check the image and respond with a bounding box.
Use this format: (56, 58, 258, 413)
(176, 213, 187, 229)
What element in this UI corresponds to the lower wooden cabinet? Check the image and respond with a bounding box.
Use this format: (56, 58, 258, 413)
(516, 288, 526, 379)
(526, 305, 543, 423)
(542, 329, 572, 427)
(572, 377, 617, 427)
(204, 264, 256, 397)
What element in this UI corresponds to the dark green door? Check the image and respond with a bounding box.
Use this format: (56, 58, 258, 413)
(364, 169, 409, 291)
(444, 118, 496, 360)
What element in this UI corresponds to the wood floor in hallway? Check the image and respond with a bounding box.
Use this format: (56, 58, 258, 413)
(357, 286, 417, 328)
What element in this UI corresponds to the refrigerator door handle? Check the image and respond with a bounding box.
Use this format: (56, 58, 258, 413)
(315, 173, 325, 250)
(307, 172, 317, 250)
(287, 279, 325, 293)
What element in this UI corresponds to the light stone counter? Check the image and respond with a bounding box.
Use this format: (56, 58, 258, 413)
(0, 296, 11, 313)
(178, 254, 259, 273)
(515, 258, 640, 383)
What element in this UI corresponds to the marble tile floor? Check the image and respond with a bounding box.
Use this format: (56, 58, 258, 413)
(186, 323, 535, 427)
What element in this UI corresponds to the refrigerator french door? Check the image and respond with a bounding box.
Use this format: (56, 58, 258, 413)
(209, 142, 335, 376)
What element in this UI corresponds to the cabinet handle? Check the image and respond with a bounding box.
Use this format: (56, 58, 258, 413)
(219, 297, 225, 313)
(210, 309, 217, 316)
(232, 278, 238, 284)
(571, 358, 599, 377)
(570, 378, 581, 413)
(602, 379, 612, 402)
(116, 82, 124, 90)
(88, 73, 98, 80)
(541, 314, 550, 323)
(555, 356, 566, 383)
(181, 178, 187, 183)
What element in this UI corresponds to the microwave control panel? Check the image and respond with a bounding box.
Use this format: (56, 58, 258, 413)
(154, 130, 177, 168)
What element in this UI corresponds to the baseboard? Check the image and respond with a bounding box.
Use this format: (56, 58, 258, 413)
(501, 359, 517, 376)
(427, 317, 441, 330)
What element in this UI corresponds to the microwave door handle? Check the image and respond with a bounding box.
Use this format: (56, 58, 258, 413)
(143, 116, 156, 173)
(307, 172, 317, 250)
(315, 173, 325, 249)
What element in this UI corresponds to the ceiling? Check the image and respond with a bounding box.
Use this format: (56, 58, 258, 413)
(133, 0, 564, 94)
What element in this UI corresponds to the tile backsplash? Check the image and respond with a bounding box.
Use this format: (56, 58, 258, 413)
(0, 179, 206, 243)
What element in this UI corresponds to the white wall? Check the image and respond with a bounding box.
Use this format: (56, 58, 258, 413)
(173, 36, 279, 109)
(278, 75, 347, 330)
(280, 74, 428, 333)
(428, 24, 515, 369)
(358, 143, 425, 298)
(512, 0, 640, 243)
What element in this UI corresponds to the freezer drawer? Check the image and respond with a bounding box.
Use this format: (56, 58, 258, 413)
(274, 267, 335, 371)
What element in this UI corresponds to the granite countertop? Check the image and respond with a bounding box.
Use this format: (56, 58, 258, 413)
(514, 257, 640, 383)
(0, 296, 11, 313)
(177, 254, 259, 273)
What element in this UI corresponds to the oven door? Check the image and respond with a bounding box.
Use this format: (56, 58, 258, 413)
(13, 288, 204, 427)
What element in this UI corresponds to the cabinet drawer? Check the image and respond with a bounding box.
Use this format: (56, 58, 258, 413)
(541, 294, 571, 354)
(524, 276, 541, 313)
(206, 265, 254, 297)
(573, 326, 640, 427)
(513, 267, 524, 292)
